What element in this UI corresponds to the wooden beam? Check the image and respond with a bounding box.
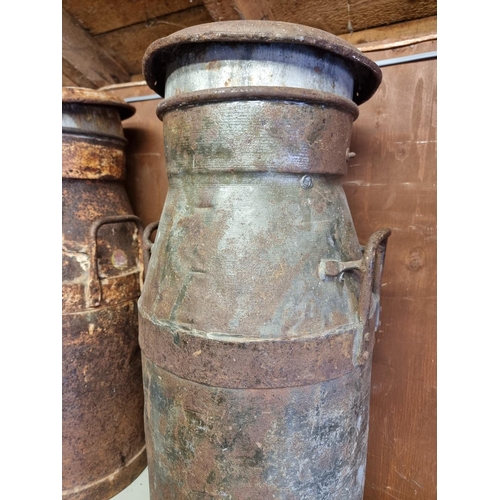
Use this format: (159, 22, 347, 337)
(62, 9, 130, 89)
(62, 57, 95, 89)
(62, 71, 79, 88)
(95, 5, 213, 75)
(231, 0, 267, 20)
(202, 0, 242, 21)
(339, 16, 437, 52)
(230, 0, 436, 36)
(63, 0, 203, 36)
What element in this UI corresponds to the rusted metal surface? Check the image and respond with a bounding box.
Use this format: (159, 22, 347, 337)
(142, 20, 382, 105)
(155, 86, 359, 121)
(143, 356, 373, 499)
(62, 87, 136, 118)
(140, 21, 389, 499)
(62, 87, 146, 500)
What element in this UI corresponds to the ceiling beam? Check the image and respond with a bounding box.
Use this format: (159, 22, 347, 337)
(227, 0, 436, 36)
(94, 5, 213, 75)
(63, 0, 204, 36)
(62, 9, 130, 88)
(339, 16, 437, 52)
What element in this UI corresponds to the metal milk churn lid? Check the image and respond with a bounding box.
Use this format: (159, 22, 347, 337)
(62, 87, 147, 500)
(140, 21, 390, 500)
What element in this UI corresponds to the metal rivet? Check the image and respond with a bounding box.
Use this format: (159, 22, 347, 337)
(300, 175, 313, 189)
(364, 332, 371, 342)
(346, 149, 356, 162)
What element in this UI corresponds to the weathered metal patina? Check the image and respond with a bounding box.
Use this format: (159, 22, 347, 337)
(62, 87, 147, 500)
(140, 21, 390, 500)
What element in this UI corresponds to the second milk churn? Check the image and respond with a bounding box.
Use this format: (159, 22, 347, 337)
(62, 88, 147, 500)
(139, 21, 390, 500)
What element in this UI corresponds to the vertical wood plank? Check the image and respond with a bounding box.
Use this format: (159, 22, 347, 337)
(344, 41, 437, 500)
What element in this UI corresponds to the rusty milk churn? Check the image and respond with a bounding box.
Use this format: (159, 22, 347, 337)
(62, 87, 147, 500)
(139, 21, 390, 499)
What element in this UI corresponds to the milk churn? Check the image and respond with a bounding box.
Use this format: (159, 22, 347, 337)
(62, 88, 147, 500)
(139, 21, 390, 500)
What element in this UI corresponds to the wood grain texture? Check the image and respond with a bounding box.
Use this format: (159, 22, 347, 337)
(95, 5, 213, 75)
(63, 0, 203, 35)
(344, 40, 437, 500)
(62, 57, 95, 89)
(349, 0, 436, 34)
(62, 9, 130, 88)
(202, 0, 242, 21)
(62, 71, 79, 87)
(340, 15, 436, 51)
(232, 0, 436, 35)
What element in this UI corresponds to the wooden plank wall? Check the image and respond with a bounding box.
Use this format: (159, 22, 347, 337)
(346, 40, 437, 500)
(103, 38, 437, 499)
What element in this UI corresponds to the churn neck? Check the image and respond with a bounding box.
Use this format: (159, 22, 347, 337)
(62, 87, 136, 181)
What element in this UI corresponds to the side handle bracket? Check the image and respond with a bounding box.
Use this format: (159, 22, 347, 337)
(319, 228, 391, 365)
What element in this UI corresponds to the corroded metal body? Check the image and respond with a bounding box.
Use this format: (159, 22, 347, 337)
(140, 21, 390, 500)
(62, 88, 147, 500)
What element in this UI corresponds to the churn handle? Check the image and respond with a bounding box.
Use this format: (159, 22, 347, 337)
(352, 227, 391, 364)
(142, 221, 160, 275)
(357, 228, 391, 326)
(318, 227, 391, 364)
(86, 215, 143, 308)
